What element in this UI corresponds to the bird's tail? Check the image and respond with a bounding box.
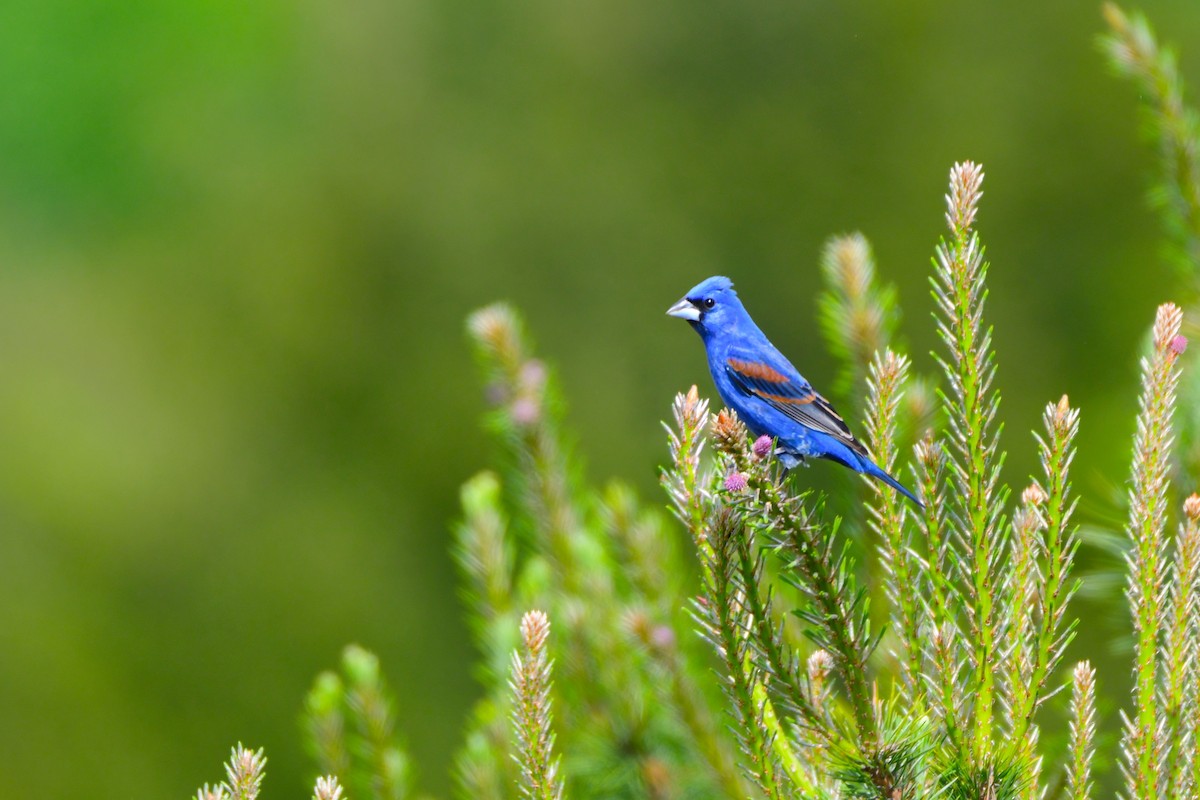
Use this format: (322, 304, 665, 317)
(856, 455, 924, 509)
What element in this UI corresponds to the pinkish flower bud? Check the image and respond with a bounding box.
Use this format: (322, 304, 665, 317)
(1171, 334, 1188, 356)
(724, 472, 748, 492)
(510, 397, 540, 426)
(650, 625, 675, 651)
(519, 359, 547, 389)
(1185, 493, 1200, 522)
(752, 435, 773, 459)
(1022, 483, 1047, 507)
(484, 381, 508, 407)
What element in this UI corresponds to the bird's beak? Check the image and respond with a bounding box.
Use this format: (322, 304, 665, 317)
(666, 297, 701, 322)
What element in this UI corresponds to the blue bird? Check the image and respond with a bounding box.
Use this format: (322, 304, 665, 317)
(667, 276, 923, 508)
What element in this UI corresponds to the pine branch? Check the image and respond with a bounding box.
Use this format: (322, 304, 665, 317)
(864, 349, 923, 707)
(913, 434, 966, 748)
(455, 706, 511, 800)
(1066, 662, 1096, 800)
(711, 412, 889, 789)
(306, 671, 352, 780)
(1121, 302, 1184, 800)
(1002, 483, 1042, 754)
(313, 776, 347, 800)
(509, 610, 566, 800)
(727, 508, 833, 744)
(1162, 494, 1200, 795)
(817, 232, 901, 399)
(1008, 397, 1082, 771)
(455, 472, 515, 643)
(1188, 496, 1200, 800)
(341, 646, 413, 800)
(1102, 3, 1200, 278)
(692, 508, 789, 800)
(932, 161, 1008, 764)
(627, 608, 752, 800)
(466, 304, 590, 593)
(661, 386, 716, 575)
(192, 745, 264, 800)
(224, 745, 266, 800)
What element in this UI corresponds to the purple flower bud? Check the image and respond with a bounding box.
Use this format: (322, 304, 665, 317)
(724, 471, 748, 492)
(1171, 334, 1188, 356)
(519, 359, 547, 389)
(651, 625, 675, 651)
(752, 435, 773, 458)
(484, 381, 508, 407)
(511, 397, 540, 426)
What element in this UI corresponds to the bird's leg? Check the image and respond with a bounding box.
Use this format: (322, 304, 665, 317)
(775, 449, 806, 479)
(775, 449, 806, 468)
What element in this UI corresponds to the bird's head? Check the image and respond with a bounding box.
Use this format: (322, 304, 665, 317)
(666, 276, 744, 339)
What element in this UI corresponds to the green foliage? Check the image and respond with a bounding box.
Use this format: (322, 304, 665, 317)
(817, 232, 901, 403)
(186, 9, 1200, 799)
(303, 645, 414, 800)
(195, 150, 1200, 798)
(1102, 2, 1200, 283)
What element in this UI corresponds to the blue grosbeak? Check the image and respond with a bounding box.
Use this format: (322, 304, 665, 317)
(668, 276, 922, 508)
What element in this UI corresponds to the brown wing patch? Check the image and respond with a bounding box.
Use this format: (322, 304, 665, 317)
(727, 358, 789, 384)
(758, 390, 817, 406)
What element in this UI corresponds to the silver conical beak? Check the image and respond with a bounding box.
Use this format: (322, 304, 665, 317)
(666, 297, 701, 322)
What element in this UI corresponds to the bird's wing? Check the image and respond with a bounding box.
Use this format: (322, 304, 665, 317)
(724, 351, 868, 457)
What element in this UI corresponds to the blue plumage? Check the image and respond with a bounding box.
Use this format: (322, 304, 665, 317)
(667, 276, 923, 508)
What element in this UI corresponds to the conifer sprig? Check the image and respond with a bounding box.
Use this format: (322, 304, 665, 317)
(1067, 662, 1096, 800)
(692, 508, 789, 800)
(913, 435, 966, 747)
(313, 776, 347, 800)
(1187, 494, 1200, 798)
(1007, 397, 1081, 771)
(932, 160, 1008, 765)
(467, 304, 589, 591)
(1102, 3, 1200, 278)
(662, 386, 715, 570)
(1163, 494, 1200, 795)
(306, 671, 351, 779)
(225, 745, 266, 800)
(510, 610, 565, 800)
(708, 414, 926, 799)
(191, 745, 265, 800)
(1004, 483, 1042, 719)
(712, 411, 878, 752)
(1121, 302, 1184, 799)
(302, 646, 413, 800)
(864, 348, 922, 705)
(818, 232, 901, 398)
(455, 472, 514, 643)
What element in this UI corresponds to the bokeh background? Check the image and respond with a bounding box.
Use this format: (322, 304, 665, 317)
(2, 0, 1199, 796)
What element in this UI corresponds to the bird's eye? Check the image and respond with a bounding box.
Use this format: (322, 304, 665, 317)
(704, 298, 716, 309)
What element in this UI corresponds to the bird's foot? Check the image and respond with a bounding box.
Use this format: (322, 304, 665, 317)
(775, 449, 807, 470)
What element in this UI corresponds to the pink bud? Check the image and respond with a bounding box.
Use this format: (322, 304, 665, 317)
(1171, 334, 1188, 356)
(651, 625, 676, 651)
(519, 359, 547, 389)
(752, 435, 773, 458)
(724, 472, 748, 492)
(484, 381, 508, 407)
(510, 397, 540, 426)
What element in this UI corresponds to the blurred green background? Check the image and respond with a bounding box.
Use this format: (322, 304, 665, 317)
(1, 0, 1198, 796)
